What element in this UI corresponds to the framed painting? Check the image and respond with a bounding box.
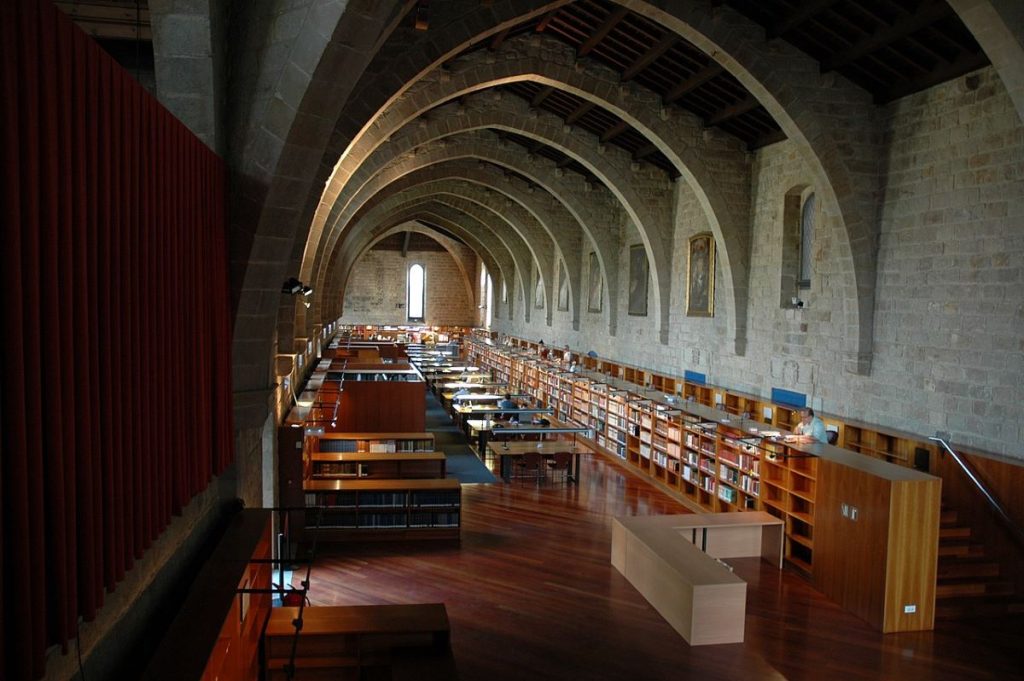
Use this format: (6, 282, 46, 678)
(587, 251, 602, 312)
(686, 233, 715, 317)
(557, 263, 569, 311)
(628, 244, 648, 316)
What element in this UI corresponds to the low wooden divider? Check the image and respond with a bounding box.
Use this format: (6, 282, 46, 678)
(264, 603, 455, 680)
(611, 512, 783, 646)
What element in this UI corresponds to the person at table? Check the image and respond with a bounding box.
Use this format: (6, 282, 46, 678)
(793, 407, 828, 444)
(496, 393, 518, 420)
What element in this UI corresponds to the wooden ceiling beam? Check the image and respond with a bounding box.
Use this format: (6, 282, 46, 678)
(750, 129, 788, 150)
(823, 0, 952, 72)
(565, 101, 596, 124)
(664, 63, 723, 104)
(706, 96, 760, 127)
(768, 0, 841, 40)
(531, 85, 556, 108)
(490, 27, 511, 51)
(633, 143, 658, 160)
(535, 9, 558, 33)
(528, 139, 547, 155)
(578, 6, 629, 57)
(622, 32, 677, 82)
(881, 49, 989, 102)
(600, 120, 630, 144)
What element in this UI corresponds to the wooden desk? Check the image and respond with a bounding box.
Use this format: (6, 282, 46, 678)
(486, 441, 586, 483)
(611, 513, 784, 646)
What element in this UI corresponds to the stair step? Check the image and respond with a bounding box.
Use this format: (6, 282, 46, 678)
(939, 526, 971, 539)
(937, 540, 985, 557)
(935, 595, 1024, 619)
(937, 558, 1000, 579)
(939, 509, 958, 524)
(936, 578, 1014, 598)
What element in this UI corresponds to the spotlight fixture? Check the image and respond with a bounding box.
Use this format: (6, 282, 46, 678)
(282, 278, 314, 297)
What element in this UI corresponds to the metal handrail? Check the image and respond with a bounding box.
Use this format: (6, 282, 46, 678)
(930, 434, 1024, 549)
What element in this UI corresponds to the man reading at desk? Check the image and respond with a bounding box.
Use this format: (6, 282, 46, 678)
(792, 407, 828, 444)
(496, 393, 518, 421)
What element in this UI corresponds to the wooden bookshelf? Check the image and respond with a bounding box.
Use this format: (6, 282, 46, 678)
(467, 338, 940, 632)
(309, 451, 447, 480)
(314, 432, 435, 453)
(302, 478, 461, 542)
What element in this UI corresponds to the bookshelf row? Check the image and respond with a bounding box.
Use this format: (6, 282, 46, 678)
(299, 479, 462, 541)
(278, 428, 460, 542)
(469, 341, 820, 571)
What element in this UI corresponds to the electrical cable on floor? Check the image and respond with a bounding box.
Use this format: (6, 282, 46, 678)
(76, 624, 87, 681)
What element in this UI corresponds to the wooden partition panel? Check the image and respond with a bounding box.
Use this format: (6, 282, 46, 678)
(885, 479, 940, 631)
(815, 460, 940, 632)
(337, 382, 426, 432)
(815, 460, 891, 630)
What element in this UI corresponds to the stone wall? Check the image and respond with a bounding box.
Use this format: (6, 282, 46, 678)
(339, 248, 476, 326)
(493, 66, 1024, 460)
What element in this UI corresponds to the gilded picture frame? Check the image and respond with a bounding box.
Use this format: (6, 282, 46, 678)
(686, 233, 715, 317)
(587, 251, 602, 313)
(627, 244, 648, 317)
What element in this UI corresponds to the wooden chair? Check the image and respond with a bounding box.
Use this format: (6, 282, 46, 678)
(513, 452, 545, 484)
(546, 451, 573, 485)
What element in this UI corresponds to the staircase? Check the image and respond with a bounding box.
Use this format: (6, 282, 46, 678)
(935, 505, 1024, 619)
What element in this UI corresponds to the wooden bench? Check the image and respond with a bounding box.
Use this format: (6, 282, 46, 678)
(263, 604, 453, 680)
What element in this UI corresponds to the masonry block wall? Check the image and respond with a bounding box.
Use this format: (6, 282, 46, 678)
(339, 248, 476, 326)
(492, 66, 1024, 459)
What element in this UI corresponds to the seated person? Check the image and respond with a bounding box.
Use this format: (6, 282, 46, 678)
(496, 393, 518, 420)
(792, 407, 828, 444)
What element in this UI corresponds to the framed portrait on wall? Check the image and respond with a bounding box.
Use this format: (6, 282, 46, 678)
(627, 244, 648, 316)
(557, 263, 569, 311)
(686, 233, 715, 317)
(587, 251, 602, 312)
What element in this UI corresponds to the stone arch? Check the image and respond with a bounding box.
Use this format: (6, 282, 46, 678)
(212, 0, 402, 416)
(948, 0, 1024, 124)
(324, 205, 511, 322)
(306, 1, 884, 370)
(315, 134, 632, 338)
(307, 32, 751, 350)
(316, 100, 675, 347)
(612, 0, 880, 373)
(317, 150, 619, 333)
(334, 174, 582, 330)
(362, 222, 477, 311)
(325, 175, 548, 325)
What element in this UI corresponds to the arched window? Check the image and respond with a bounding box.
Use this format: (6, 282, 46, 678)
(407, 263, 424, 321)
(799, 192, 816, 288)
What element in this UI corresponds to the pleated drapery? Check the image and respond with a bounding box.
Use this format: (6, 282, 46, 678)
(1, 1, 234, 678)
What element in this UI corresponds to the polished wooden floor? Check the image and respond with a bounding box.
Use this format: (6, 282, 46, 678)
(304, 453, 1024, 680)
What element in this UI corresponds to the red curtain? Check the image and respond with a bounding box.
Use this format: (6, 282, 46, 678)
(1, 2, 234, 678)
